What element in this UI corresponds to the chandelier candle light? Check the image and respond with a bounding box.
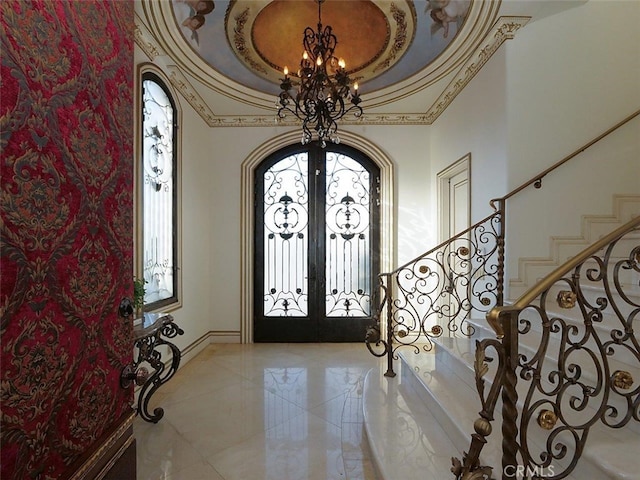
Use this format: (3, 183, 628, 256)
(277, 0, 363, 147)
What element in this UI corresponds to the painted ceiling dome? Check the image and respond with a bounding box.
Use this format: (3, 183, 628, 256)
(171, 0, 471, 95)
(135, 0, 538, 123)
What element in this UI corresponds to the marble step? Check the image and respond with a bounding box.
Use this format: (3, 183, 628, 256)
(363, 353, 587, 480)
(416, 344, 640, 478)
(362, 362, 461, 480)
(448, 312, 640, 430)
(435, 331, 640, 439)
(514, 232, 640, 281)
(364, 341, 640, 480)
(509, 196, 640, 299)
(466, 308, 639, 377)
(432, 329, 640, 475)
(472, 264, 638, 373)
(467, 286, 640, 384)
(509, 247, 640, 303)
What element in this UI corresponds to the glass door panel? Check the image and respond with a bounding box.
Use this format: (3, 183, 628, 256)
(325, 152, 371, 317)
(263, 153, 309, 317)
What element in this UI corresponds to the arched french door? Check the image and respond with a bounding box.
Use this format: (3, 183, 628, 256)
(254, 143, 380, 342)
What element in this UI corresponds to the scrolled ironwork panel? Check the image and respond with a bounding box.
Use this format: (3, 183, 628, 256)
(325, 152, 371, 317)
(131, 316, 184, 424)
(263, 153, 309, 317)
(512, 231, 640, 479)
(382, 213, 502, 359)
(142, 80, 173, 193)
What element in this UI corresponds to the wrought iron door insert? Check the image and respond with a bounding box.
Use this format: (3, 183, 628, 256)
(254, 143, 380, 342)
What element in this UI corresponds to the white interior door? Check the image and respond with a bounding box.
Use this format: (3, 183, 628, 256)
(449, 168, 469, 237)
(438, 155, 470, 241)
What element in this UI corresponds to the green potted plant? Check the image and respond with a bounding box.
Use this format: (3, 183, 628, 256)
(133, 277, 147, 318)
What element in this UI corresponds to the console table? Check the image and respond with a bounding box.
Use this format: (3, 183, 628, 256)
(130, 312, 184, 423)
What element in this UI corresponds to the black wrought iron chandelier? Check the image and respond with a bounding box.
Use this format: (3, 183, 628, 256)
(277, 0, 362, 147)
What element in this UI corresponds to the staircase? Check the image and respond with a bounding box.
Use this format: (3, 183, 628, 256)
(363, 228, 639, 479)
(509, 194, 640, 299)
(363, 209, 640, 479)
(362, 112, 639, 479)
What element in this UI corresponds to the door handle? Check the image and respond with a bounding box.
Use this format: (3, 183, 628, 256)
(119, 298, 134, 318)
(120, 365, 149, 389)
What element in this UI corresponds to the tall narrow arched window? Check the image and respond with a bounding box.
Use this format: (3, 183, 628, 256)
(141, 72, 178, 309)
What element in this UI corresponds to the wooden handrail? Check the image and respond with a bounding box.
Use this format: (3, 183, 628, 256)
(490, 109, 640, 210)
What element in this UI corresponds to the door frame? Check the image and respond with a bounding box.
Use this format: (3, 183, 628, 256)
(437, 153, 471, 243)
(253, 143, 381, 342)
(241, 131, 395, 343)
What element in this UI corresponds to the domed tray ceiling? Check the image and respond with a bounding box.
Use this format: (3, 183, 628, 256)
(172, 0, 472, 95)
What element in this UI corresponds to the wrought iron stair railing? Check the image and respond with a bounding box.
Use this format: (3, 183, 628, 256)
(365, 211, 505, 377)
(452, 215, 639, 480)
(363, 110, 639, 479)
(365, 109, 639, 379)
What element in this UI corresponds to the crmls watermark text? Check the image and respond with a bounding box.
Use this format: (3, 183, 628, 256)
(504, 465, 556, 478)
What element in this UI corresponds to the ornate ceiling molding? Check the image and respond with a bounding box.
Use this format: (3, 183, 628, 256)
(361, 0, 502, 108)
(134, 13, 165, 60)
(165, 67, 303, 128)
(163, 15, 531, 128)
(424, 16, 531, 123)
(225, 0, 415, 87)
(139, 0, 503, 110)
(372, 3, 412, 74)
(165, 67, 218, 127)
(134, 2, 530, 128)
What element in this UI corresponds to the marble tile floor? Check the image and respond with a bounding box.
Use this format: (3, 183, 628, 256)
(135, 343, 381, 480)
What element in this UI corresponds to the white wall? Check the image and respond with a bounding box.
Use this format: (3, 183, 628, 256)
(505, 0, 640, 183)
(346, 124, 434, 265)
(428, 0, 639, 296)
(503, 0, 640, 283)
(201, 125, 277, 335)
(199, 122, 434, 338)
(160, 117, 434, 343)
(165, 118, 286, 349)
(430, 48, 509, 222)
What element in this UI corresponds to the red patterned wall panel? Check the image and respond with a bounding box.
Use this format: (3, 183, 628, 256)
(1, 1, 134, 478)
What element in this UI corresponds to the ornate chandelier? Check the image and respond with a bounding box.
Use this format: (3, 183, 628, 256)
(277, 0, 363, 147)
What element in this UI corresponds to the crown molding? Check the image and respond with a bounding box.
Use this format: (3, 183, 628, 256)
(134, 13, 165, 60)
(166, 66, 219, 127)
(135, 12, 530, 128)
(424, 16, 531, 123)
